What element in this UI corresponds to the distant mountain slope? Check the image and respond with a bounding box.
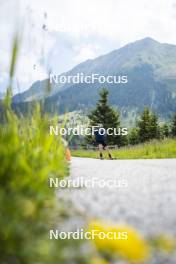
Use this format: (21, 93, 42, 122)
(13, 38, 176, 120)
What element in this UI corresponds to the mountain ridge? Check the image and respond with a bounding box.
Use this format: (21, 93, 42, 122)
(12, 37, 167, 102)
(12, 37, 176, 122)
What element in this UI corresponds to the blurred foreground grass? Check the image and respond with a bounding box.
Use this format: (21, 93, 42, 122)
(71, 138, 176, 159)
(0, 105, 70, 263)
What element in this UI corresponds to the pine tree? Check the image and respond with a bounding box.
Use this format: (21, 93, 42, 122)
(149, 113, 160, 139)
(138, 108, 151, 142)
(128, 128, 139, 145)
(160, 123, 169, 138)
(171, 113, 176, 137)
(87, 88, 121, 145)
(138, 108, 160, 142)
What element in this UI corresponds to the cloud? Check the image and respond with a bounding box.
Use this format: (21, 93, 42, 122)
(73, 44, 98, 63)
(0, 0, 176, 93)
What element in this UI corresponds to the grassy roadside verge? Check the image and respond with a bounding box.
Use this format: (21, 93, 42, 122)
(71, 139, 176, 159)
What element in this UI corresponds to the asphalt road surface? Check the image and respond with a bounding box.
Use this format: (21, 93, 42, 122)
(62, 158, 176, 236)
(57, 157, 176, 263)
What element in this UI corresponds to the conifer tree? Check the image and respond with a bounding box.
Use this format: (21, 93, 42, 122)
(149, 113, 160, 139)
(138, 108, 159, 142)
(160, 123, 169, 138)
(138, 108, 151, 142)
(171, 113, 176, 137)
(128, 128, 139, 145)
(87, 88, 121, 145)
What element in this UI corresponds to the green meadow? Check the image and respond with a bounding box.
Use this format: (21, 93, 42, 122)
(71, 139, 176, 159)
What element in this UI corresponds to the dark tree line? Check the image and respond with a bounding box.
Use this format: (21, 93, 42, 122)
(128, 109, 176, 145)
(87, 89, 176, 147)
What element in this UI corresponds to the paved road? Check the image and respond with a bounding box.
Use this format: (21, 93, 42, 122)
(60, 158, 176, 237)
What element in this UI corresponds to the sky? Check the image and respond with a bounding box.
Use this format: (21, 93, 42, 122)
(0, 0, 176, 94)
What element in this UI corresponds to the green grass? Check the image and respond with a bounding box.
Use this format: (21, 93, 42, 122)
(71, 139, 176, 159)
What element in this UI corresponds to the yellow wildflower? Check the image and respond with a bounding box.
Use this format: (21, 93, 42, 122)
(88, 220, 150, 262)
